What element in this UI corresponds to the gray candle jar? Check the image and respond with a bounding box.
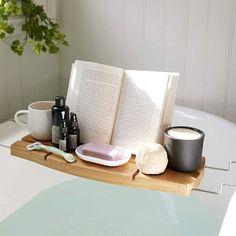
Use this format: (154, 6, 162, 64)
(164, 126, 205, 172)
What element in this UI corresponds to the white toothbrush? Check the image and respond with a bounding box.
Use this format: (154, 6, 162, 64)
(26, 142, 76, 163)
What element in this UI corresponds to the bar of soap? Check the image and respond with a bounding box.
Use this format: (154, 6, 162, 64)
(81, 143, 128, 161)
(136, 143, 168, 174)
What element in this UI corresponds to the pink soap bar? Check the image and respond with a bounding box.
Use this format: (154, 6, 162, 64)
(81, 143, 127, 161)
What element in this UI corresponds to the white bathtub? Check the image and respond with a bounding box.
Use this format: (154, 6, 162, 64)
(173, 106, 236, 236)
(0, 105, 235, 235)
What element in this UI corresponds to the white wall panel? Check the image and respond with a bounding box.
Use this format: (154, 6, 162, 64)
(19, 47, 60, 105)
(80, 0, 108, 64)
(0, 45, 10, 120)
(163, 0, 189, 104)
(4, 51, 24, 117)
(227, 1, 236, 122)
(144, 0, 166, 70)
(72, 0, 97, 61)
(57, 0, 236, 124)
(106, 0, 126, 68)
(57, 0, 75, 93)
(183, 0, 209, 110)
(0, 43, 24, 118)
(0, 44, 60, 120)
(124, 0, 145, 69)
(203, 0, 234, 117)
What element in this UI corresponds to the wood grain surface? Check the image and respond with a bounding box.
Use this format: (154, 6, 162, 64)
(10, 135, 205, 196)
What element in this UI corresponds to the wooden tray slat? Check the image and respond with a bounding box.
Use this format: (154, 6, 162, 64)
(10, 139, 138, 186)
(46, 153, 138, 184)
(10, 135, 205, 196)
(11, 141, 48, 164)
(133, 158, 205, 196)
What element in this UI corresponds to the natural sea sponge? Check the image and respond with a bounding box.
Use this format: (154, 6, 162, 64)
(135, 143, 168, 174)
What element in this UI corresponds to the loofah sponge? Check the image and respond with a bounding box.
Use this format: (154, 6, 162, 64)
(135, 143, 168, 175)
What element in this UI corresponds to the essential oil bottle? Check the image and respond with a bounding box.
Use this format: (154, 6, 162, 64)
(51, 96, 69, 146)
(59, 119, 69, 152)
(69, 112, 80, 150)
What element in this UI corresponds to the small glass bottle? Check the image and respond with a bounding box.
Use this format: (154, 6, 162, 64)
(51, 96, 69, 146)
(59, 119, 69, 152)
(69, 112, 80, 150)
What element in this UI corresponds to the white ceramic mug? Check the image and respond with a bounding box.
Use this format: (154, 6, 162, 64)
(14, 101, 54, 141)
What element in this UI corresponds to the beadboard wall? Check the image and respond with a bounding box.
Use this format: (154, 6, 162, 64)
(57, 0, 236, 124)
(0, 43, 60, 123)
(1, 1, 235, 124)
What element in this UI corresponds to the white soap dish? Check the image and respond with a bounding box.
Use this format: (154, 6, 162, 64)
(75, 143, 131, 167)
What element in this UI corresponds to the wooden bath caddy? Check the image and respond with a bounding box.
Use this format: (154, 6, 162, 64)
(10, 135, 205, 196)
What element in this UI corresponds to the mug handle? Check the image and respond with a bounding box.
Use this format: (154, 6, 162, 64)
(14, 110, 28, 128)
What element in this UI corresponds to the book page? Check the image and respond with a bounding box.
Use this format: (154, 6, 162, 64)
(156, 73, 179, 144)
(66, 60, 124, 144)
(111, 70, 170, 154)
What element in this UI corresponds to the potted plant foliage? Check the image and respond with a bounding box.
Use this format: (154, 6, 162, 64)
(0, 0, 68, 55)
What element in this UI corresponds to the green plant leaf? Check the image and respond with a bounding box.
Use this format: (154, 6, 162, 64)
(5, 23, 14, 33)
(0, 0, 68, 55)
(0, 31, 5, 38)
(33, 41, 43, 54)
(10, 39, 23, 55)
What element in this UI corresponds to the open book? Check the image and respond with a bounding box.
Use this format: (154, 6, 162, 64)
(66, 60, 178, 154)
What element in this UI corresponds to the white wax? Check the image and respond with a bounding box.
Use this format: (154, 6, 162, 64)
(167, 128, 202, 140)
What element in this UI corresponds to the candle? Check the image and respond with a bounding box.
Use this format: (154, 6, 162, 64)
(164, 126, 205, 172)
(167, 127, 202, 140)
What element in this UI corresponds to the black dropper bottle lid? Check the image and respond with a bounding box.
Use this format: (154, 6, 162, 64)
(55, 96, 65, 107)
(70, 112, 78, 127)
